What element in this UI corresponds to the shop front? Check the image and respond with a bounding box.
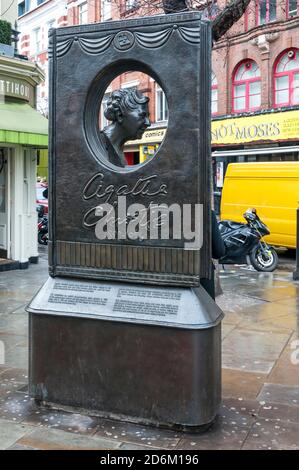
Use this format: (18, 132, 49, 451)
(124, 110, 299, 213)
(211, 108, 299, 213)
(124, 127, 167, 164)
(0, 55, 47, 270)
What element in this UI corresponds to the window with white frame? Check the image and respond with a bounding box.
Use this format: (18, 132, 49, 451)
(78, 2, 88, 25)
(47, 20, 55, 31)
(232, 60, 261, 113)
(156, 86, 168, 122)
(32, 27, 41, 54)
(121, 82, 138, 90)
(102, 0, 112, 21)
(257, 0, 277, 25)
(274, 49, 299, 107)
(45, 20, 55, 47)
(25, 0, 31, 13)
(18, 1, 25, 17)
(212, 72, 218, 115)
(287, 0, 298, 17)
(101, 93, 111, 128)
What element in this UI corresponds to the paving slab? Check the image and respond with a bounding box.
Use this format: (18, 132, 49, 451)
(22, 406, 102, 435)
(1, 257, 299, 450)
(242, 418, 299, 450)
(257, 383, 299, 407)
(93, 419, 181, 449)
(176, 420, 248, 450)
(0, 368, 28, 384)
(222, 324, 236, 339)
(258, 402, 299, 424)
(0, 418, 33, 450)
(16, 427, 122, 450)
(216, 293, 265, 315)
(0, 313, 28, 336)
(3, 344, 28, 370)
(222, 369, 266, 400)
(6, 443, 38, 450)
(119, 442, 162, 450)
(268, 345, 299, 386)
(222, 329, 290, 374)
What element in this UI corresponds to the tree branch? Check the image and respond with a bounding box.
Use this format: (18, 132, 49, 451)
(212, 0, 251, 41)
(162, 0, 189, 14)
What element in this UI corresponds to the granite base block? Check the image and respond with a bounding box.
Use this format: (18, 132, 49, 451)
(27, 277, 223, 430)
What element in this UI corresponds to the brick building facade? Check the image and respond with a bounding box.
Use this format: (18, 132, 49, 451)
(17, 1, 299, 194)
(65, 0, 168, 164)
(64, 1, 299, 182)
(17, 0, 68, 116)
(210, 0, 299, 208)
(213, 0, 299, 115)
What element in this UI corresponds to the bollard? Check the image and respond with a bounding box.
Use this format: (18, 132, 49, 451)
(293, 208, 299, 280)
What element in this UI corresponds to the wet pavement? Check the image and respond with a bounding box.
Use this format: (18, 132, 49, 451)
(0, 249, 299, 450)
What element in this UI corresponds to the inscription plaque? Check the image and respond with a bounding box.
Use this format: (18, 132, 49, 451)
(29, 277, 221, 328)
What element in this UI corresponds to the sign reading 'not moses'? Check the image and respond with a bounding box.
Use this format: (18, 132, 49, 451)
(48, 12, 211, 286)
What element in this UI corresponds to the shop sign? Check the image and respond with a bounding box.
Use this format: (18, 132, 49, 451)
(126, 128, 167, 145)
(0, 74, 32, 102)
(127, 110, 299, 149)
(211, 110, 299, 145)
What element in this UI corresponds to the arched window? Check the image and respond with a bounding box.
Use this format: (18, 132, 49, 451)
(212, 72, 218, 115)
(274, 49, 299, 107)
(232, 60, 261, 113)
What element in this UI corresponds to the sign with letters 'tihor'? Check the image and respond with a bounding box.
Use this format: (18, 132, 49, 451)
(0, 74, 33, 103)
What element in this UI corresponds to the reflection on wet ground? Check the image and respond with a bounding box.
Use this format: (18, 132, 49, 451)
(0, 251, 299, 449)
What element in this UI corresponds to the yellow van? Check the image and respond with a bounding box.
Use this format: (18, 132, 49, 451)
(220, 162, 299, 249)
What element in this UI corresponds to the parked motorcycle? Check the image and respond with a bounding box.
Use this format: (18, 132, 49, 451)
(36, 204, 45, 221)
(38, 215, 48, 245)
(218, 208, 278, 272)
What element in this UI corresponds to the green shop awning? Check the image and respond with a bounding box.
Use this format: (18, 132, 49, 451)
(0, 102, 48, 147)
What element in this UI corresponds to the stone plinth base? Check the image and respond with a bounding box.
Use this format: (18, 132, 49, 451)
(27, 277, 223, 431)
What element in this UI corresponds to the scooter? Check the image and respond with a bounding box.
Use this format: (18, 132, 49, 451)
(36, 204, 45, 222)
(38, 215, 48, 245)
(218, 208, 278, 272)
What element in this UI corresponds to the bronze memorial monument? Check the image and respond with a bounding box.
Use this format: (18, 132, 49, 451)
(27, 11, 223, 431)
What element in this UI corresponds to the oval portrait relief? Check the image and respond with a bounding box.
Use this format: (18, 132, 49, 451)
(85, 69, 169, 172)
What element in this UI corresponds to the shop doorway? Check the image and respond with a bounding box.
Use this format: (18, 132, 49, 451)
(0, 149, 9, 258)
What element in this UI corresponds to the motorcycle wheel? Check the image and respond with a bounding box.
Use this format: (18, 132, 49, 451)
(38, 231, 48, 245)
(250, 245, 278, 272)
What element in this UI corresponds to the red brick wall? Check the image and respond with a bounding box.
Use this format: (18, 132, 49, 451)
(212, 0, 299, 116)
(107, 71, 156, 124)
(65, 0, 299, 120)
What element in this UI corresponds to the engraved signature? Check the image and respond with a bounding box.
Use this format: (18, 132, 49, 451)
(83, 173, 167, 202)
(82, 173, 168, 228)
